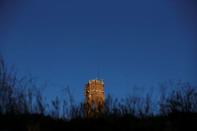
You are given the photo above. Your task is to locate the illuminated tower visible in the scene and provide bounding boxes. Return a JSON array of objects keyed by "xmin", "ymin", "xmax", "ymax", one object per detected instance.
[{"xmin": 85, "ymin": 79, "xmax": 104, "ymax": 117}]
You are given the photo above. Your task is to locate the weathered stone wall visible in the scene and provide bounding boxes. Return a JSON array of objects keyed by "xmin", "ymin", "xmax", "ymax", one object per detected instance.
[{"xmin": 85, "ymin": 79, "xmax": 104, "ymax": 117}]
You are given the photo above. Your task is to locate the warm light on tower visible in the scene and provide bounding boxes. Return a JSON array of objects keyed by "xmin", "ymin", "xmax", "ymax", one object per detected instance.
[{"xmin": 85, "ymin": 79, "xmax": 104, "ymax": 117}]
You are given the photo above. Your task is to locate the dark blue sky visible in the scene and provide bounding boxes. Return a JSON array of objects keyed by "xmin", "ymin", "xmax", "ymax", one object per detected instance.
[{"xmin": 0, "ymin": 0, "xmax": 197, "ymax": 102}]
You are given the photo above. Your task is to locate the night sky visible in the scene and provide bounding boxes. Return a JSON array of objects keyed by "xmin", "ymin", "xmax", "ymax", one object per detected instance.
[{"xmin": 0, "ymin": 0, "xmax": 197, "ymax": 103}]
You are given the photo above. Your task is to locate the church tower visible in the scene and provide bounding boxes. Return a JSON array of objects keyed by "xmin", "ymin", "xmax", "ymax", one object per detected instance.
[{"xmin": 85, "ymin": 79, "xmax": 104, "ymax": 117}]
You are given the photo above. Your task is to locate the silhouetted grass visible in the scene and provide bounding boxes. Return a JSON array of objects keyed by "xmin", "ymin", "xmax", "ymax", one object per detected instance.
[{"xmin": 0, "ymin": 56, "xmax": 197, "ymax": 130}]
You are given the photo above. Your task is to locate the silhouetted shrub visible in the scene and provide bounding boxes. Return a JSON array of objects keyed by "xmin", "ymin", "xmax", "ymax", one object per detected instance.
[
  {"xmin": 163, "ymin": 82, "xmax": 197, "ymax": 113},
  {"xmin": 1, "ymin": 56, "xmax": 197, "ymax": 131}
]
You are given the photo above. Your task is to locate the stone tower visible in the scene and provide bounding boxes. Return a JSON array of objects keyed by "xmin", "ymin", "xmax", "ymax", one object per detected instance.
[{"xmin": 85, "ymin": 79, "xmax": 104, "ymax": 117}]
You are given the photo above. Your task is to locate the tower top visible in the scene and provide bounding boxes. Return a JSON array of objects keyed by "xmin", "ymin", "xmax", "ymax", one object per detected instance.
[{"xmin": 87, "ymin": 79, "xmax": 104, "ymax": 85}]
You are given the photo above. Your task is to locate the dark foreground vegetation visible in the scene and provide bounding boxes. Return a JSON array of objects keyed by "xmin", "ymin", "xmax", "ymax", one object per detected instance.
[{"xmin": 0, "ymin": 56, "xmax": 197, "ymax": 131}]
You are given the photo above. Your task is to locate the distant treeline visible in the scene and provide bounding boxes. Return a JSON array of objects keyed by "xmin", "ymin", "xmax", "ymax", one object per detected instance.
[{"xmin": 0, "ymin": 56, "xmax": 197, "ymax": 130}]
